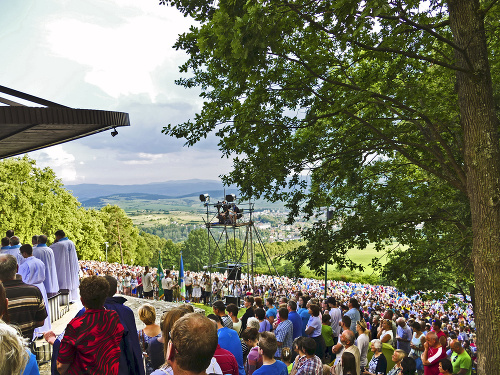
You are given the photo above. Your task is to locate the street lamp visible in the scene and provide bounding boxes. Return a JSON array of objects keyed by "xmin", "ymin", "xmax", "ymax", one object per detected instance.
[{"xmin": 104, "ymin": 242, "xmax": 109, "ymax": 262}]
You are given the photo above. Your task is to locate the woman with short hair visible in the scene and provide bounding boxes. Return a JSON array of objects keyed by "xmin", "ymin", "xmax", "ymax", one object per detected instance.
[
  {"xmin": 362, "ymin": 340, "xmax": 387, "ymax": 375},
  {"xmin": 138, "ymin": 303, "xmax": 162, "ymax": 375},
  {"xmin": 57, "ymin": 276, "xmax": 124, "ymax": 374},
  {"xmin": 387, "ymin": 349, "xmax": 406, "ymax": 375}
]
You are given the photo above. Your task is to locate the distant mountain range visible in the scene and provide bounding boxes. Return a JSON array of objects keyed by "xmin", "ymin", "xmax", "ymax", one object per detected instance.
[{"xmin": 65, "ymin": 179, "xmax": 238, "ymax": 201}]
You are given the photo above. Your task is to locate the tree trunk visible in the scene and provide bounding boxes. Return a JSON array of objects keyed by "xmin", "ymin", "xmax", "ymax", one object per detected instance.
[{"xmin": 448, "ymin": 1, "xmax": 500, "ymax": 374}]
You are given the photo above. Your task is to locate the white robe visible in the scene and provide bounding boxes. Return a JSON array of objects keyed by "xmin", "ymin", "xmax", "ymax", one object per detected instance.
[
  {"xmin": 18, "ymin": 256, "xmax": 51, "ymax": 335},
  {"xmin": 0, "ymin": 245, "xmax": 25, "ymax": 266},
  {"xmin": 50, "ymin": 238, "xmax": 80, "ymax": 302},
  {"xmin": 33, "ymin": 244, "xmax": 60, "ymax": 295}
]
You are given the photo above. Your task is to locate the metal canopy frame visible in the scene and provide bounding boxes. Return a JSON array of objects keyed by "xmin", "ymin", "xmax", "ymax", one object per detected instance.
[{"xmin": 0, "ymin": 85, "xmax": 130, "ymax": 159}]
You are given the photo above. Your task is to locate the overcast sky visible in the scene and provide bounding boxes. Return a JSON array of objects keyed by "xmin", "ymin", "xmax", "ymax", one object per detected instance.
[{"xmin": 0, "ymin": 0, "xmax": 233, "ymax": 185}]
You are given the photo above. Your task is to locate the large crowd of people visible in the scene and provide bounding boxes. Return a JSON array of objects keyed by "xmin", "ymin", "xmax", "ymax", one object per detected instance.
[{"xmin": 0, "ymin": 229, "xmax": 476, "ymax": 375}]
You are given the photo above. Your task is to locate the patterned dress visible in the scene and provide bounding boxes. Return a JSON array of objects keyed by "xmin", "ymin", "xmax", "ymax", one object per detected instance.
[{"xmin": 58, "ymin": 308, "xmax": 124, "ymax": 374}]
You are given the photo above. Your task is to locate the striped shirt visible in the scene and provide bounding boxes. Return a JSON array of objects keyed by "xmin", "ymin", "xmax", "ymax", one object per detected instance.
[{"xmin": 3, "ymin": 278, "xmax": 47, "ymax": 340}]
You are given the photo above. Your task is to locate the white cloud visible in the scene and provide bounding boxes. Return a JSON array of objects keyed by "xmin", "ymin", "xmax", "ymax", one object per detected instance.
[
  {"xmin": 44, "ymin": 1, "xmax": 193, "ymax": 100},
  {"xmin": 31, "ymin": 145, "xmax": 81, "ymax": 183}
]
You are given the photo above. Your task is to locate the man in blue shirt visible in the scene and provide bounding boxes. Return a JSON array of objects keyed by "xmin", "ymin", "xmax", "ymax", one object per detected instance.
[
  {"xmin": 265, "ymin": 298, "xmax": 277, "ymax": 326},
  {"xmin": 287, "ymin": 300, "xmax": 302, "ymax": 340},
  {"xmin": 208, "ymin": 314, "xmax": 246, "ymax": 375},
  {"xmin": 345, "ymin": 298, "xmax": 361, "ymax": 333}
]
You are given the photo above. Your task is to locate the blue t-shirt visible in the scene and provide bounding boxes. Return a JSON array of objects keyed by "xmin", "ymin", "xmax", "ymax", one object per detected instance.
[
  {"xmin": 288, "ymin": 311, "xmax": 303, "ymax": 340},
  {"xmin": 22, "ymin": 351, "xmax": 39, "ymax": 375},
  {"xmin": 253, "ymin": 360, "xmax": 288, "ymax": 375},
  {"xmin": 265, "ymin": 306, "xmax": 277, "ymax": 320},
  {"xmin": 298, "ymin": 308, "xmax": 311, "ymax": 336},
  {"xmin": 218, "ymin": 327, "xmax": 246, "ymax": 375}
]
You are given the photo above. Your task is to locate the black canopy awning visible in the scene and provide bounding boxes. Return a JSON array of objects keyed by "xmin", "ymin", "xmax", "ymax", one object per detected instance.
[{"xmin": 0, "ymin": 85, "xmax": 130, "ymax": 159}]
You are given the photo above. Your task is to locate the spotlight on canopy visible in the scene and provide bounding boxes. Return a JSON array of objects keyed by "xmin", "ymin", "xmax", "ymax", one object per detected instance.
[{"xmin": 225, "ymin": 194, "xmax": 236, "ymax": 202}]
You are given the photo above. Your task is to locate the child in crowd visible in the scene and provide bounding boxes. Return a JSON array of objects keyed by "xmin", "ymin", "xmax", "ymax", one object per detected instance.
[{"xmin": 322, "ymin": 314, "xmax": 334, "ymax": 362}]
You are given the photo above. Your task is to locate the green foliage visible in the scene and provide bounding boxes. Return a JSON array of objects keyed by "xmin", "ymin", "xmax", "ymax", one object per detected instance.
[
  {"xmin": 160, "ymin": 0, "xmax": 500, "ymax": 298},
  {"xmin": 140, "ymin": 223, "xmax": 196, "ymax": 242},
  {"xmin": 0, "ymin": 157, "xmax": 171, "ymax": 267}
]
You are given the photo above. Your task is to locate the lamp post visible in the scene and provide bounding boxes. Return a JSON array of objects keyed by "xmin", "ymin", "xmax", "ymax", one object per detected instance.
[{"xmin": 104, "ymin": 242, "xmax": 109, "ymax": 262}]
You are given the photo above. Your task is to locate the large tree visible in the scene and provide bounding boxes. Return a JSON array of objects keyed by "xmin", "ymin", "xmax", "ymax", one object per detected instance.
[{"xmin": 162, "ymin": 0, "xmax": 500, "ymax": 372}]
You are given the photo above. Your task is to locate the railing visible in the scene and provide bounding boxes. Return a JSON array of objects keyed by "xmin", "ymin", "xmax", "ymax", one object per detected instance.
[{"xmin": 35, "ymin": 290, "xmax": 70, "ymax": 363}]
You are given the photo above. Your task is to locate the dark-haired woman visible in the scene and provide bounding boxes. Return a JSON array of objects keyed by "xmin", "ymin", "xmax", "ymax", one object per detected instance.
[
  {"xmin": 57, "ymin": 276, "xmax": 124, "ymax": 375},
  {"xmin": 242, "ymin": 328, "xmax": 262, "ymax": 375},
  {"xmin": 341, "ymin": 352, "xmax": 358, "ymax": 375}
]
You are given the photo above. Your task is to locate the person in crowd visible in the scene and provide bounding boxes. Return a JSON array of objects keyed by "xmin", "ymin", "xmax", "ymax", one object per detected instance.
[
  {"xmin": 102, "ymin": 275, "xmax": 145, "ymax": 375},
  {"xmin": 399, "ymin": 357, "xmax": 416, "ymax": 375},
  {"xmin": 227, "ymin": 303, "xmax": 242, "ymax": 335},
  {"xmin": 50, "ymin": 230, "xmax": 80, "ymax": 302},
  {"xmin": 293, "ymin": 337, "xmax": 322, "ymax": 375},
  {"xmin": 192, "ymin": 275, "xmax": 202, "ymax": 303},
  {"xmin": 253, "ymin": 331, "xmax": 288, "ymax": 375},
  {"xmin": 437, "ymin": 358, "xmax": 453, "ymax": 375},
  {"xmin": 123, "ymin": 271, "xmax": 132, "ymax": 296},
  {"xmin": 396, "ymin": 318, "xmax": 412, "ymax": 354},
  {"xmin": 387, "ymin": 349, "xmax": 407, "ymax": 375},
  {"xmin": 421, "ymin": 331, "xmax": 446, "ymax": 375},
  {"xmin": 287, "ymin": 300, "xmax": 303, "ymax": 341},
  {"xmin": 203, "ymin": 273, "xmax": 212, "ymax": 305},
  {"xmin": 280, "ymin": 347, "xmax": 293, "ymax": 374},
  {"xmin": 2, "ymin": 235, "xmax": 25, "ymax": 265},
  {"xmin": 336, "ymin": 330, "xmax": 360, "ymax": 375},
  {"xmin": 255, "ymin": 308, "xmax": 272, "ymax": 332},
  {"xmin": 275, "ymin": 307, "xmax": 294, "ymax": 360},
  {"xmin": 137, "ymin": 273, "xmax": 144, "ymax": 298},
  {"xmin": 0, "ymin": 281, "xmax": 39, "ymax": 375},
  {"xmin": 449, "ymin": 340, "xmax": 472, "ymax": 375},
  {"xmin": 213, "ymin": 300, "xmax": 234, "ymax": 329},
  {"xmin": 409, "ymin": 320, "xmax": 425, "ymax": 374},
  {"xmin": 158, "ymin": 313, "xmax": 219, "ymax": 375},
  {"xmin": 378, "ymin": 319, "xmax": 394, "ymax": 347},
  {"xmin": 322, "ymin": 314, "xmax": 335, "ymax": 362},
  {"xmin": 305, "ymin": 303, "xmax": 325, "ymax": 360},
  {"xmin": 242, "ymin": 327, "xmax": 262, "ymax": 375},
  {"xmin": 0, "ymin": 254, "xmax": 47, "ymax": 341},
  {"xmin": 33, "ymin": 235, "xmax": 59, "ymax": 297},
  {"xmin": 241, "ymin": 296, "xmax": 255, "ymax": 332},
  {"xmin": 265, "ymin": 298, "xmax": 277, "ymax": 326},
  {"xmin": 56, "ymin": 276, "xmax": 124, "ymax": 374},
  {"xmin": 356, "ymin": 320, "xmax": 370, "ymax": 372},
  {"xmin": 173, "ymin": 275, "xmax": 182, "ymax": 302},
  {"xmin": 370, "ymin": 316, "xmax": 380, "ymax": 344},
  {"xmin": 327, "ymin": 297, "xmax": 342, "ymax": 345},
  {"xmin": 18, "ymin": 244, "xmax": 51, "ymax": 336},
  {"xmin": 345, "ymin": 299, "xmax": 361, "ymax": 333},
  {"xmin": 151, "ymin": 308, "xmax": 189, "ymax": 374},
  {"xmin": 205, "ymin": 315, "xmax": 238, "ymax": 375},
  {"xmin": 0, "ymin": 237, "xmax": 10, "ymax": 251},
  {"xmin": 340, "ymin": 352, "xmax": 358, "ymax": 375},
  {"xmin": 143, "ymin": 266, "xmax": 154, "ymax": 300},
  {"xmin": 247, "ymin": 317, "xmax": 261, "ymax": 332},
  {"xmin": 431, "ymin": 319, "xmax": 447, "ymax": 348},
  {"xmin": 362, "ymin": 340, "xmax": 386, "ymax": 375},
  {"xmin": 184, "ymin": 270, "xmax": 193, "ymax": 300},
  {"xmin": 138, "ymin": 303, "xmax": 162, "ymax": 375},
  {"xmin": 208, "ymin": 313, "xmax": 246, "ymax": 375}
]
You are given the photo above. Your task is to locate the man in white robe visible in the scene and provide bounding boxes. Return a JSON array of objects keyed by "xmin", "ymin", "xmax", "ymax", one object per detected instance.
[
  {"xmin": 33, "ymin": 235, "xmax": 59, "ymax": 297},
  {"xmin": 19, "ymin": 244, "xmax": 51, "ymax": 335},
  {"xmin": 0, "ymin": 236, "xmax": 25, "ymax": 266},
  {"xmin": 50, "ymin": 230, "xmax": 80, "ymax": 302}
]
